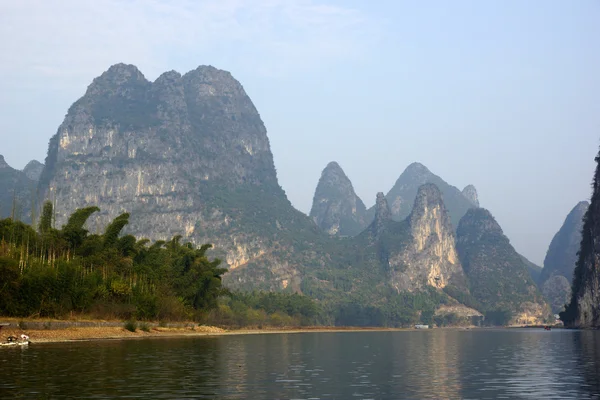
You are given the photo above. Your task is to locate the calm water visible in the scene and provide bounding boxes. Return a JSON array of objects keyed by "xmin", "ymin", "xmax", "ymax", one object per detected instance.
[{"xmin": 2, "ymin": 329, "xmax": 600, "ymax": 399}]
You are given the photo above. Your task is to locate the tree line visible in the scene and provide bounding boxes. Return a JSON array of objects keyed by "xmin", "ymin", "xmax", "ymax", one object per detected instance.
[{"xmin": 0, "ymin": 202, "xmax": 320, "ymax": 326}]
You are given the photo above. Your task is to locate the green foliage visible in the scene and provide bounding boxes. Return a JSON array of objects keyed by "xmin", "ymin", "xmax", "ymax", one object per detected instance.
[
  {"xmin": 39, "ymin": 201, "xmax": 53, "ymax": 233},
  {"xmin": 483, "ymin": 309, "xmax": 513, "ymax": 326},
  {"xmin": 124, "ymin": 320, "xmax": 137, "ymax": 332},
  {"xmin": 204, "ymin": 291, "xmax": 323, "ymax": 327},
  {"xmin": 0, "ymin": 206, "xmax": 228, "ymax": 321}
]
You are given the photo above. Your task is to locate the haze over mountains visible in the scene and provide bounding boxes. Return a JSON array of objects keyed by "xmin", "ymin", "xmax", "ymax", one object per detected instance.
[{"xmin": 3, "ymin": 62, "xmax": 592, "ymax": 325}]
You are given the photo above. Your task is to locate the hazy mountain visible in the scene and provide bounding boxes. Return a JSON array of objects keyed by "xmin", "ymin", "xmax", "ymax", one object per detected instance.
[
  {"xmin": 0, "ymin": 155, "xmax": 36, "ymax": 221},
  {"xmin": 22, "ymin": 160, "xmax": 44, "ymax": 181},
  {"xmin": 365, "ymin": 162, "xmax": 477, "ymax": 231},
  {"xmin": 462, "ymin": 185, "xmax": 480, "ymax": 207},
  {"xmin": 34, "ymin": 62, "xmax": 541, "ymax": 325},
  {"xmin": 456, "ymin": 208, "xmax": 550, "ymax": 324},
  {"xmin": 539, "ymin": 201, "xmax": 588, "ymax": 312},
  {"xmin": 309, "ymin": 161, "xmax": 367, "ymax": 236}
]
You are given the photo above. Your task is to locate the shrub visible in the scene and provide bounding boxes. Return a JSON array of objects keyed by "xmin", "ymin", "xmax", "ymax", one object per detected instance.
[{"xmin": 124, "ymin": 320, "xmax": 137, "ymax": 332}]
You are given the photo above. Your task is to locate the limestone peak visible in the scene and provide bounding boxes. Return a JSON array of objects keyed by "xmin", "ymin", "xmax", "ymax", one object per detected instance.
[{"xmin": 462, "ymin": 185, "xmax": 480, "ymax": 207}]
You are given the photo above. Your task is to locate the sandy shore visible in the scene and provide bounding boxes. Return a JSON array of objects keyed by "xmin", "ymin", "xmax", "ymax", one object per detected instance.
[{"xmin": 0, "ymin": 320, "xmax": 419, "ymax": 344}]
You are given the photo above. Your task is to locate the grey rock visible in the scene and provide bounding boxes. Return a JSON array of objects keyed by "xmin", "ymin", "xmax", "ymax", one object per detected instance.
[
  {"xmin": 456, "ymin": 208, "xmax": 550, "ymax": 323},
  {"xmin": 462, "ymin": 185, "xmax": 480, "ymax": 207},
  {"xmin": 309, "ymin": 161, "xmax": 367, "ymax": 236},
  {"xmin": 540, "ymin": 201, "xmax": 588, "ymax": 312},
  {"xmin": 382, "ymin": 183, "xmax": 468, "ymax": 293},
  {"xmin": 366, "ymin": 162, "xmax": 475, "ymax": 231},
  {"xmin": 23, "ymin": 160, "xmax": 44, "ymax": 181}
]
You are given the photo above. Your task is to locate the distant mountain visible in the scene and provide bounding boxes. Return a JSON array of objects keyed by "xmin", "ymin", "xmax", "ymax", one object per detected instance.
[
  {"xmin": 456, "ymin": 208, "xmax": 550, "ymax": 324},
  {"xmin": 462, "ymin": 185, "xmax": 479, "ymax": 207},
  {"xmin": 0, "ymin": 155, "xmax": 36, "ymax": 221},
  {"xmin": 32, "ymin": 62, "xmax": 541, "ymax": 326},
  {"xmin": 365, "ymin": 162, "xmax": 477, "ymax": 231},
  {"xmin": 539, "ymin": 201, "xmax": 588, "ymax": 312},
  {"xmin": 38, "ymin": 63, "xmax": 324, "ymax": 292},
  {"xmin": 23, "ymin": 160, "xmax": 44, "ymax": 181},
  {"xmin": 298, "ymin": 184, "xmax": 475, "ymax": 326},
  {"xmin": 309, "ymin": 162, "xmax": 367, "ymax": 236},
  {"xmin": 520, "ymin": 254, "xmax": 543, "ymax": 284},
  {"xmin": 562, "ymin": 147, "xmax": 600, "ymax": 328}
]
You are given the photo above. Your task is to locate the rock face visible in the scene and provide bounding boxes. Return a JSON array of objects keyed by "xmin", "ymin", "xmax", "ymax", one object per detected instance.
[
  {"xmin": 389, "ymin": 183, "xmax": 467, "ymax": 292},
  {"xmin": 562, "ymin": 149, "xmax": 600, "ymax": 328},
  {"xmin": 370, "ymin": 192, "xmax": 391, "ymax": 238},
  {"xmin": 456, "ymin": 208, "xmax": 550, "ymax": 324},
  {"xmin": 0, "ymin": 155, "xmax": 36, "ymax": 221},
  {"xmin": 22, "ymin": 160, "xmax": 44, "ymax": 181},
  {"xmin": 309, "ymin": 162, "xmax": 367, "ymax": 236},
  {"xmin": 39, "ymin": 63, "xmax": 317, "ymax": 290},
  {"xmin": 461, "ymin": 185, "xmax": 479, "ymax": 207},
  {"xmin": 360, "ymin": 184, "xmax": 467, "ymax": 293},
  {"xmin": 539, "ymin": 201, "xmax": 588, "ymax": 312},
  {"xmin": 366, "ymin": 162, "xmax": 476, "ymax": 231}
]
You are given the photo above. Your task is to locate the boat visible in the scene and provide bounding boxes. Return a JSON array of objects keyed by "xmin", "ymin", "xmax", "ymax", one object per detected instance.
[
  {"xmin": 0, "ymin": 341, "xmax": 29, "ymax": 347},
  {"xmin": 1, "ymin": 334, "xmax": 30, "ymax": 347}
]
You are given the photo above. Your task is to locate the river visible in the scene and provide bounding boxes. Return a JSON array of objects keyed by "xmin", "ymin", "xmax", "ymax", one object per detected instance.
[{"xmin": 2, "ymin": 328, "xmax": 599, "ymax": 399}]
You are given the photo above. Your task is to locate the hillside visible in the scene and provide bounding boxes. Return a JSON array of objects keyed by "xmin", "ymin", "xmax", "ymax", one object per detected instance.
[
  {"xmin": 456, "ymin": 208, "xmax": 550, "ymax": 324},
  {"xmin": 540, "ymin": 201, "xmax": 588, "ymax": 312}
]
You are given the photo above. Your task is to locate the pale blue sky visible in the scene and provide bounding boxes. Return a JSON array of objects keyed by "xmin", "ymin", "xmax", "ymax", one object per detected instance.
[{"xmin": 1, "ymin": 0, "xmax": 598, "ymax": 264}]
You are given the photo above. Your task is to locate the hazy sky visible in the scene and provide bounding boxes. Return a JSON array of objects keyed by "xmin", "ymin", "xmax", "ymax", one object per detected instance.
[{"xmin": 1, "ymin": 0, "xmax": 599, "ymax": 264}]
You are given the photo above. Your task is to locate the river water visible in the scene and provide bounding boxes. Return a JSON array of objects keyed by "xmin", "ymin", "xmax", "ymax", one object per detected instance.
[{"xmin": 1, "ymin": 328, "xmax": 599, "ymax": 399}]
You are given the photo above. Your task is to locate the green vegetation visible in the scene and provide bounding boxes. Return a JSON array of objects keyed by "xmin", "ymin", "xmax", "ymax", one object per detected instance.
[
  {"xmin": 0, "ymin": 202, "xmax": 324, "ymax": 328},
  {"xmin": 456, "ymin": 208, "xmax": 548, "ymax": 318},
  {"xmin": 0, "ymin": 202, "xmax": 227, "ymax": 321},
  {"xmin": 204, "ymin": 291, "xmax": 324, "ymax": 328}
]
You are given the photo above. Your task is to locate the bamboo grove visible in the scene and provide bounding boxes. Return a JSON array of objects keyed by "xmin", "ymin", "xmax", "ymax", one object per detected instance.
[{"xmin": 0, "ymin": 202, "xmax": 229, "ymax": 320}]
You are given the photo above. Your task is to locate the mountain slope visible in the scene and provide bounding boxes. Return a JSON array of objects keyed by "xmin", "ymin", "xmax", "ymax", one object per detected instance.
[
  {"xmin": 562, "ymin": 148, "xmax": 600, "ymax": 328},
  {"xmin": 540, "ymin": 201, "xmax": 588, "ymax": 312},
  {"xmin": 38, "ymin": 63, "xmax": 323, "ymax": 291},
  {"xmin": 365, "ymin": 162, "xmax": 477, "ymax": 230},
  {"xmin": 456, "ymin": 208, "xmax": 550, "ymax": 324},
  {"xmin": 23, "ymin": 160, "xmax": 44, "ymax": 181},
  {"xmin": 309, "ymin": 161, "xmax": 367, "ymax": 236},
  {"xmin": 0, "ymin": 155, "xmax": 36, "ymax": 221}
]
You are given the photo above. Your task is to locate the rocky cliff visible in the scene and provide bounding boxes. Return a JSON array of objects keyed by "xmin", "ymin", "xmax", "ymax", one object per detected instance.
[
  {"xmin": 456, "ymin": 208, "xmax": 550, "ymax": 324},
  {"xmin": 0, "ymin": 155, "xmax": 36, "ymax": 221},
  {"xmin": 365, "ymin": 162, "xmax": 477, "ymax": 230},
  {"xmin": 39, "ymin": 63, "xmax": 321, "ymax": 291},
  {"xmin": 462, "ymin": 185, "xmax": 480, "ymax": 207},
  {"xmin": 34, "ymin": 62, "xmax": 541, "ymax": 326},
  {"xmin": 562, "ymin": 148, "xmax": 600, "ymax": 328},
  {"xmin": 387, "ymin": 183, "xmax": 467, "ymax": 292},
  {"xmin": 540, "ymin": 201, "xmax": 588, "ymax": 312},
  {"xmin": 23, "ymin": 160, "xmax": 44, "ymax": 182},
  {"xmin": 309, "ymin": 162, "xmax": 367, "ymax": 236}
]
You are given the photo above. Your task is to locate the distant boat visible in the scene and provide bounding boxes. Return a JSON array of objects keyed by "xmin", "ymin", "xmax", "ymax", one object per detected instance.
[
  {"xmin": 1, "ymin": 334, "xmax": 30, "ymax": 347},
  {"xmin": 415, "ymin": 324, "xmax": 429, "ymax": 329}
]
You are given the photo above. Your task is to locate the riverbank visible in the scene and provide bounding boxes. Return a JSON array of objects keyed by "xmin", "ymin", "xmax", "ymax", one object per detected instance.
[{"xmin": 0, "ymin": 319, "xmax": 422, "ymax": 344}]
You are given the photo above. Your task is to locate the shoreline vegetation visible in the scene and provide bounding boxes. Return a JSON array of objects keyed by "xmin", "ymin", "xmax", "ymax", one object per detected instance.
[
  {"xmin": 1, "ymin": 203, "xmax": 551, "ymax": 331},
  {"xmin": 0, "ymin": 318, "xmax": 563, "ymax": 345}
]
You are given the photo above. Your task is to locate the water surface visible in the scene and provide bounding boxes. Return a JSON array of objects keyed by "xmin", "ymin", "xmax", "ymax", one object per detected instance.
[{"xmin": 2, "ymin": 329, "xmax": 599, "ymax": 399}]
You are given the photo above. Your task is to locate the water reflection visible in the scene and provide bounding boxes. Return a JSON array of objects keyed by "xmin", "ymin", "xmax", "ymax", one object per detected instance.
[{"xmin": 1, "ymin": 329, "xmax": 600, "ymax": 399}]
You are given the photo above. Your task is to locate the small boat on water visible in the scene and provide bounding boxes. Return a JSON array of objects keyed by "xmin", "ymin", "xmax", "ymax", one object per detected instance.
[{"xmin": 1, "ymin": 334, "xmax": 30, "ymax": 347}]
